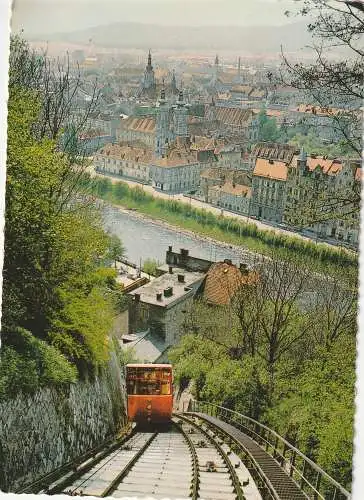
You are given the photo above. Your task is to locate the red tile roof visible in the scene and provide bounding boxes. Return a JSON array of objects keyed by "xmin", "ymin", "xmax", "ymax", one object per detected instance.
[
  {"xmin": 253, "ymin": 158, "xmax": 288, "ymax": 181},
  {"xmin": 203, "ymin": 262, "xmax": 257, "ymax": 305},
  {"xmin": 306, "ymin": 157, "xmax": 342, "ymax": 176},
  {"xmin": 214, "ymin": 107, "xmax": 255, "ymax": 128}
]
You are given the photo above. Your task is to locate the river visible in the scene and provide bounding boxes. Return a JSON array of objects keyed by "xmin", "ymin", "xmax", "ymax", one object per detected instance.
[{"xmin": 103, "ymin": 205, "xmax": 252, "ymax": 267}]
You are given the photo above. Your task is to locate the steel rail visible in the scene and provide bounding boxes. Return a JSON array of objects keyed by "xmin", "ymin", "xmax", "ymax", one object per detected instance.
[
  {"xmin": 190, "ymin": 411, "xmax": 296, "ymax": 500},
  {"xmin": 172, "ymin": 418, "xmax": 200, "ymax": 500},
  {"xmin": 192, "ymin": 401, "xmax": 351, "ymax": 500},
  {"xmin": 100, "ymin": 431, "xmax": 158, "ymax": 497},
  {"xmin": 176, "ymin": 413, "xmax": 246, "ymax": 500},
  {"xmin": 15, "ymin": 425, "xmax": 134, "ymax": 495}
]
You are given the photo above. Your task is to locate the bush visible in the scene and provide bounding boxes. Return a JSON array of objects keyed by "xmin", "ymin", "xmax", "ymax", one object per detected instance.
[
  {"xmin": 0, "ymin": 328, "xmax": 77, "ymax": 399},
  {"xmin": 142, "ymin": 258, "xmax": 161, "ymax": 276}
]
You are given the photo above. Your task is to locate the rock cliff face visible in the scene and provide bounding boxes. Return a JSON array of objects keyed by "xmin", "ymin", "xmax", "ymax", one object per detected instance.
[{"xmin": 0, "ymin": 353, "xmax": 126, "ymax": 492}]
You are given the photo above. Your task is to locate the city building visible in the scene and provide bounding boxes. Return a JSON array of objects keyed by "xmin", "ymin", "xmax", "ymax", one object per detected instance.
[
  {"xmin": 117, "ymin": 116, "xmax": 156, "ymax": 148},
  {"xmin": 77, "ymin": 131, "xmax": 115, "ymax": 154},
  {"xmin": 285, "ymin": 150, "xmax": 361, "ymax": 246},
  {"xmin": 251, "ymin": 158, "xmax": 288, "ymax": 222},
  {"xmin": 205, "ymin": 104, "xmax": 259, "ymax": 141},
  {"xmin": 209, "ymin": 182, "xmax": 252, "ymax": 215},
  {"xmin": 199, "ymin": 167, "xmax": 251, "ymax": 208},
  {"xmin": 248, "ymin": 142, "xmax": 297, "ymax": 171},
  {"xmin": 93, "ymin": 142, "xmax": 153, "ymax": 182},
  {"xmin": 150, "ymin": 138, "xmax": 201, "ymax": 193},
  {"xmin": 128, "ymin": 265, "xmax": 205, "ymax": 346},
  {"xmin": 287, "ymin": 104, "xmax": 347, "ymax": 142},
  {"xmin": 137, "ymin": 50, "xmax": 180, "ymax": 102}
]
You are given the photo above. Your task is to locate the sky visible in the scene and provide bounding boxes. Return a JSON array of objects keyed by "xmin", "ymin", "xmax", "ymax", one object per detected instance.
[{"xmin": 11, "ymin": 0, "xmax": 299, "ymax": 35}]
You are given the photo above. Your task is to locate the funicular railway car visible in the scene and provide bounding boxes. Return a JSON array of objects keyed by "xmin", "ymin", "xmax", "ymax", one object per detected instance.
[{"xmin": 126, "ymin": 364, "xmax": 173, "ymax": 424}]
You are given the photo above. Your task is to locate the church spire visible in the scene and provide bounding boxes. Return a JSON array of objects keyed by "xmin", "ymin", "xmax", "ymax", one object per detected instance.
[
  {"xmin": 171, "ymin": 69, "xmax": 177, "ymax": 91},
  {"xmin": 147, "ymin": 49, "xmax": 152, "ymax": 69}
]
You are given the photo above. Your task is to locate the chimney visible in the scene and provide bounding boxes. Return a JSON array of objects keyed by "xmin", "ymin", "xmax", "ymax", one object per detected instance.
[
  {"xmin": 269, "ymin": 159, "xmax": 274, "ymax": 164},
  {"xmin": 180, "ymin": 248, "xmax": 189, "ymax": 257},
  {"xmin": 224, "ymin": 259, "xmax": 232, "ymax": 265},
  {"xmin": 239, "ymin": 263, "xmax": 248, "ymax": 275},
  {"xmin": 164, "ymin": 287, "xmax": 173, "ymax": 297},
  {"xmin": 134, "ymin": 293, "xmax": 140, "ymax": 303},
  {"xmin": 178, "ymin": 274, "xmax": 185, "ymax": 283},
  {"xmin": 168, "ymin": 245, "xmax": 172, "ymax": 252},
  {"xmin": 169, "ymin": 266, "xmax": 173, "ymax": 274},
  {"xmin": 156, "ymin": 292, "xmax": 162, "ymax": 301}
]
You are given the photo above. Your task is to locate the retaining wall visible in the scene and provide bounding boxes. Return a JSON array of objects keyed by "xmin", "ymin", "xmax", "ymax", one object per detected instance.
[{"xmin": 0, "ymin": 352, "xmax": 126, "ymax": 492}]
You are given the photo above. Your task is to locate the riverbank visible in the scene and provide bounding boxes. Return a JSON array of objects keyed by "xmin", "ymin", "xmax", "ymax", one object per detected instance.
[
  {"xmin": 107, "ymin": 201, "xmax": 259, "ymax": 262},
  {"xmin": 92, "ymin": 176, "xmax": 357, "ymax": 276}
]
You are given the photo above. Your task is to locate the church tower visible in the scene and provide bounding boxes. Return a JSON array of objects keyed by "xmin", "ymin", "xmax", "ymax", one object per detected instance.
[
  {"xmin": 214, "ymin": 54, "xmax": 220, "ymax": 78},
  {"xmin": 210, "ymin": 54, "xmax": 220, "ymax": 88},
  {"xmin": 155, "ymin": 81, "xmax": 170, "ymax": 158},
  {"xmin": 142, "ymin": 49, "xmax": 156, "ymax": 90},
  {"xmin": 174, "ymin": 88, "xmax": 188, "ymax": 140},
  {"xmin": 171, "ymin": 69, "xmax": 178, "ymax": 95}
]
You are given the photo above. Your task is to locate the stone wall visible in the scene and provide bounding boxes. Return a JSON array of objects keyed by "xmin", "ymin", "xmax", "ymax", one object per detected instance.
[{"xmin": 0, "ymin": 352, "xmax": 127, "ymax": 492}]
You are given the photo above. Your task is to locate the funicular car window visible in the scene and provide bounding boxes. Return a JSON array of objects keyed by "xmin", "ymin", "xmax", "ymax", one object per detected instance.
[{"xmin": 126, "ymin": 367, "xmax": 171, "ymax": 395}]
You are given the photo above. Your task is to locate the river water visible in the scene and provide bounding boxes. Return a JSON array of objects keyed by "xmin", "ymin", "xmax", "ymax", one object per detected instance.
[{"xmin": 103, "ymin": 205, "xmax": 251, "ymax": 267}]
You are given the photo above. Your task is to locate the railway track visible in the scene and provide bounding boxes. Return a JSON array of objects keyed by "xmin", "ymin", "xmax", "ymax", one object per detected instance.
[{"xmin": 38, "ymin": 416, "xmax": 262, "ymax": 500}]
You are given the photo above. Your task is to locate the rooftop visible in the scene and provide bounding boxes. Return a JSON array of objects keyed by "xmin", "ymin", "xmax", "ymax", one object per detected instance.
[
  {"xmin": 253, "ymin": 158, "xmax": 288, "ymax": 182},
  {"xmin": 122, "ymin": 332, "xmax": 168, "ymax": 363},
  {"xmin": 96, "ymin": 142, "xmax": 153, "ymax": 163},
  {"xmin": 210, "ymin": 182, "xmax": 252, "ymax": 197},
  {"xmin": 214, "ymin": 107, "xmax": 256, "ymax": 127},
  {"xmin": 251, "ymin": 142, "xmax": 297, "ymax": 164},
  {"xmin": 306, "ymin": 156, "xmax": 342, "ymax": 176},
  {"xmin": 120, "ymin": 116, "xmax": 156, "ymax": 134},
  {"xmin": 295, "ymin": 104, "xmax": 344, "ymax": 117},
  {"xmin": 204, "ymin": 261, "xmax": 257, "ymax": 306},
  {"xmin": 201, "ymin": 167, "xmax": 252, "ymax": 186},
  {"xmin": 129, "ymin": 268, "xmax": 205, "ymax": 307}
]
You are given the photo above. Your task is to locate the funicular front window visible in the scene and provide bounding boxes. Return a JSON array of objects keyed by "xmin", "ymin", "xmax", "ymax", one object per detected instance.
[{"xmin": 127, "ymin": 367, "xmax": 171, "ymax": 395}]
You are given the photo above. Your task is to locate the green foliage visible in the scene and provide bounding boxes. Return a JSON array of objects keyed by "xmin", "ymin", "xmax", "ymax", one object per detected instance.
[
  {"xmin": 106, "ymin": 234, "xmax": 125, "ymax": 268},
  {"xmin": 267, "ymin": 335, "xmax": 355, "ymax": 487},
  {"xmin": 50, "ymin": 287, "xmax": 115, "ymax": 369},
  {"xmin": 170, "ymin": 265, "xmax": 356, "ymax": 489},
  {"xmin": 288, "ymin": 132, "xmax": 353, "ymax": 158},
  {"xmin": 0, "ymin": 328, "xmax": 77, "ymax": 399},
  {"xmin": 142, "ymin": 258, "xmax": 161, "ymax": 276},
  {"xmin": 3, "ymin": 37, "xmax": 125, "ymax": 396},
  {"xmin": 118, "ymin": 346, "xmax": 140, "ymax": 366},
  {"xmin": 257, "ymin": 109, "xmax": 279, "ymax": 142}
]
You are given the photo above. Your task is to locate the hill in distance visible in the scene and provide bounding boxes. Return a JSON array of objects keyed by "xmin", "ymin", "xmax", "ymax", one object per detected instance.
[{"xmin": 30, "ymin": 21, "xmax": 313, "ymax": 54}]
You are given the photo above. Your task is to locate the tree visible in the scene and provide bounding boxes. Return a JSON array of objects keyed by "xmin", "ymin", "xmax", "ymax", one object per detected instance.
[
  {"xmin": 9, "ymin": 35, "xmax": 101, "ymax": 210},
  {"xmin": 257, "ymin": 110, "xmax": 279, "ymax": 142},
  {"xmin": 2, "ymin": 36, "xmax": 125, "ymax": 387},
  {"xmin": 107, "ymin": 234, "xmax": 125, "ymax": 268},
  {"xmin": 279, "ymin": 1, "xmax": 363, "ymax": 154},
  {"xmin": 273, "ymin": 0, "xmax": 363, "ymax": 224},
  {"xmin": 142, "ymin": 258, "xmax": 161, "ymax": 276},
  {"xmin": 309, "ymin": 272, "xmax": 358, "ymax": 348}
]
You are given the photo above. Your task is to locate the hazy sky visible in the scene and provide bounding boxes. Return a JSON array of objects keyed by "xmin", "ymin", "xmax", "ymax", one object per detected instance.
[{"xmin": 11, "ymin": 0, "xmax": 299, "ymax": 35}]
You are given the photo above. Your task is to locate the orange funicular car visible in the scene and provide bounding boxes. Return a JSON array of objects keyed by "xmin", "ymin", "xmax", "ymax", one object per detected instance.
[{"xmin": 126, "ymin": 364, "xmax": 173, "ymax": 424}]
